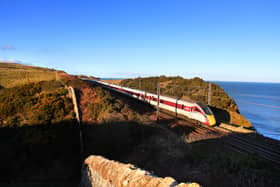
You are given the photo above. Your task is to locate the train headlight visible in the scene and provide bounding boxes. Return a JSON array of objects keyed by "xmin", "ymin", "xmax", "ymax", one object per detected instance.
[{"xmin": 206, "ymin": 115, "xmax": 216, "ymax": 126}]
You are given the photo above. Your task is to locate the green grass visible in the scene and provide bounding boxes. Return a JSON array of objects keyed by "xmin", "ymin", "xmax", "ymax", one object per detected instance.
[{"xmin": 0, "ymin": 62, "xmax": 56, "ymax": 88}]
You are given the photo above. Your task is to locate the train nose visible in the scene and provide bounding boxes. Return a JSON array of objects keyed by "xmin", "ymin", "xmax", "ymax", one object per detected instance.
[{"xmin": 207, "ymin": 115, "xmax": 216, "ymax": 126}]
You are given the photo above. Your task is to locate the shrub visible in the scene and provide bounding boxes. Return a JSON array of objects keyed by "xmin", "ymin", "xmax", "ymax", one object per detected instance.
[{"xmin": 0, "ymin": 81, "xmax": 74, "ymax": 127}]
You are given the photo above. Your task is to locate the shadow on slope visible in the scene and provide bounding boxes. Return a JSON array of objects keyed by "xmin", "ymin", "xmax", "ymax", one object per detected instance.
[
  {"xmin": 82, "ymin": 121, "xmax": 195, "ymax": 180},
  {"xmin": 82, "ymin": 121, "xmax": 280, "ymax": 187},
  {"xmin": 0, "ymin": 120, "xmax": 81, "ymax": 187}
]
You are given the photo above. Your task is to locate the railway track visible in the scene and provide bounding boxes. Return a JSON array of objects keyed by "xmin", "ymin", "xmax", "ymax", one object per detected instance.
[
  {"xmin": 223, "ymin": 133, "xmax": 280, "ymax": 165},
  {"xmin": 159, "ymin": 110, "xmax": 280, "ymax": 166}
]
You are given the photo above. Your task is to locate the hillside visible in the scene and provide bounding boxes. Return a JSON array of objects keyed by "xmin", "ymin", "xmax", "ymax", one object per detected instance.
[
  {"xmin": 119, "ymin": 76, "xmax": 252, "ymax": 128},
  {"xmin": 0, "ymin": 63, "xmax": 81, "ymax": 186},
  {"xmin": 0, "ymin": 62, "xmax": 56, "ymax": 88},
  {"xmin": 0, "ymin": 62, "xmax": 76, "ymax": 127},
  {"xmin": 0, "ymin": 62, "xmax": 152, "ymax": 127},
  {"xmin": 0, "ymin": 81, "xmax": 75, "ymax": 127}
]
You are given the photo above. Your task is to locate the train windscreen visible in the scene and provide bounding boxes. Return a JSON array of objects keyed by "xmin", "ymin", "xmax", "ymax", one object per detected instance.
[{"xmin": 197, "ymin": 102, "xmax": 213, "ymax": 115}]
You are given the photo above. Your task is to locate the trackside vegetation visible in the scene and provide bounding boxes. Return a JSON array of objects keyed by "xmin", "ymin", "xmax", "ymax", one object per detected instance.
[{"xmin": 68, "ymin": 78, "xmax": 153, "ymax": 124}]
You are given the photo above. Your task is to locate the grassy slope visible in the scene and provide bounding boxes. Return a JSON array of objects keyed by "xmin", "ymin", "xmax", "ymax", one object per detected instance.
[
  {"xmin": 0, "ymin": 63, "xmax": 80, "ymax": 186},
  {"xmin": 0, "ymin": 62, "xmax": 75, "ymax": 127},
  {"xmin": 119, "ymin": 76, "xmax": 252, "ymax": 127},
  {"xmin": 0, "ymin": 62, "xmax": 56, "ymax": 88},
  {"xmin": 0, "ymin": 81, "xmax": 75, "ymax": 127}
]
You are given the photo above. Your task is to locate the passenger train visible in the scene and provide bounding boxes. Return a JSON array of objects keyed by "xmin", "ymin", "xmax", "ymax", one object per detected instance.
[{"xmin": 88, "ymin": 79, "xmax": 216, "ymax": 126}]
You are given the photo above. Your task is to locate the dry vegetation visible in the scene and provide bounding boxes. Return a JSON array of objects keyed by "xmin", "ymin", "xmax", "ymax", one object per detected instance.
[
  {"xmin": 79, "ymin": 86, "xmax": 153, "ymax": 124},
  {"xmin": 0, "ymin": 62, "xmax": 56, "ymax": 88},
  {"xmin": 0, "ymin": 81, "xmax": 75, "ymax": 127},
  {"xmin": 0, "ymin": 63, "xmax": 76, "ymax": 128}
]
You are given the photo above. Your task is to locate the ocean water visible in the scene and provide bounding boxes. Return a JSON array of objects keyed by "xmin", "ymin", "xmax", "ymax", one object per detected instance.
[{"xmin": 216, "ymin": 81, "xmax": 280, "ymax": 141}]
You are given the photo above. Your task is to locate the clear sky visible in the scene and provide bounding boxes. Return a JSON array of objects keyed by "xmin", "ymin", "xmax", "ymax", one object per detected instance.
[{"xmin": 0, "ymin": 0, "xmax": 279, "ymax": 82}]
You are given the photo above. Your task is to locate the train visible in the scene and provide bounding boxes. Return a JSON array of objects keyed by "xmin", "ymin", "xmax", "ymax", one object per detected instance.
[{"xmin": 87, "ymin": 79, "xmax": 216, "ymax": 126}]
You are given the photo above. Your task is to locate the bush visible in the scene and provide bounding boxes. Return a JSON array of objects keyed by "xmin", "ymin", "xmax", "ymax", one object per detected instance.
[{"xmin": 0, "ymin": 81, "xmax": 74, "ymax": 127}]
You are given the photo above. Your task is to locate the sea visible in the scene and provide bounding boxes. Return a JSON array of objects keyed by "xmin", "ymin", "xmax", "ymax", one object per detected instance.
[{"xmin": 215, "ymin": 81, "xmax": 280, "ymax": 141}]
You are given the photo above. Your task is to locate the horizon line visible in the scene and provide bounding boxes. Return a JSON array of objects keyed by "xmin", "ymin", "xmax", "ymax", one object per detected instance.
[{"xmin": 99, "ymin": 77, "xmax": 280, "ymax": 84}]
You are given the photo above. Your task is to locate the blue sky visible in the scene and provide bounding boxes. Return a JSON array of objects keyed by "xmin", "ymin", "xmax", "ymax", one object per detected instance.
[{"xmin": 0, "ymin": 0, "xmax": 279, "ymax": 82}]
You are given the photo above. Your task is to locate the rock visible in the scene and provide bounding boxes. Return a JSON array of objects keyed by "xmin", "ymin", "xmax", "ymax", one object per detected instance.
[{"xmin": 83, "ymin": 155, "xmax": 201, "ymax": 187}]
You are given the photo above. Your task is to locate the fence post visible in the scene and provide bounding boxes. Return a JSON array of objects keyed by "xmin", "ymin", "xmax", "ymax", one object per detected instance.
[
  {"xmin": 208, "ymin": 82, "xmax": 212, "ymax": 105},
  {"xmin": 156, "ymin": 82, "xmax": 160, "ymax": 122}
]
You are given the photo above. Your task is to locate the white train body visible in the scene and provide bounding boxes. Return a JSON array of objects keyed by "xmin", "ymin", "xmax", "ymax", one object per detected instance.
[{"xmin": 87, "ymin": 79, "xmax": 216, "ymax": 126}]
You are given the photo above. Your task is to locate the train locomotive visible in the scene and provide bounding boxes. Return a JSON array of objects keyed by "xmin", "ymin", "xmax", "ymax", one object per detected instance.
[{"xmin": 89, "ymin": 80, "xmax": 216, "ymax": 126}]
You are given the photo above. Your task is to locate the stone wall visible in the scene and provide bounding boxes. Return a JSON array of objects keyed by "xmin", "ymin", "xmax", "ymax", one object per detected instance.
[{"xmin": 80, "ymin": 155, "xmax": 200, "ymax": 187}]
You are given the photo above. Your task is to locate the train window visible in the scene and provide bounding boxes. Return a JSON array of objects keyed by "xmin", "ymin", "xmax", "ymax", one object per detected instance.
[
  {"xmin": 197, "ymin": 102, "xmax": 213, "ymax": 115},
  {"xmin": 193, "ymin": 107, "xmax": 200, "ymax": 113}
]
